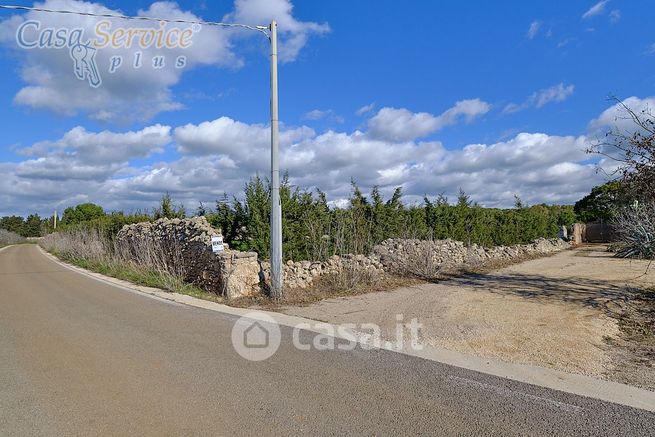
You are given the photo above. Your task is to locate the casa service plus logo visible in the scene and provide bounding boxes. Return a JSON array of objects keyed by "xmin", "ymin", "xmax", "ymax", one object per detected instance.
[{"xmin": 15, "ymin": 19, "xmax": 199, "ymax": 87}]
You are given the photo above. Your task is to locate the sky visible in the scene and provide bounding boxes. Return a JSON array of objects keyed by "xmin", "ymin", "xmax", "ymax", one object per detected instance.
[{"xmin": 0, "ymin": 0, "xmax": 653, "ymax": 216}]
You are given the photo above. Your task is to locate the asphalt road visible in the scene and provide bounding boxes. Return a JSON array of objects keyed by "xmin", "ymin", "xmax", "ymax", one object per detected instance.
[{"xmin": 1, "ymin": 244, "xmax": 653, "ymax": 436}]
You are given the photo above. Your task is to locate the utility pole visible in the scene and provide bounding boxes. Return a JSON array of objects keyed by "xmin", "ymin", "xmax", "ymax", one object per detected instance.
[
  {"xmin": 269, "ymin": 20, "xmax": 283, "ymax": 299},
  {"xmin": 53, "ymin": 210, "xmax": 57, "ymax": 230}
]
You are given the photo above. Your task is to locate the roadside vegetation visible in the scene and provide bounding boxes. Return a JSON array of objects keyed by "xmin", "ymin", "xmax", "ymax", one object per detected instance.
[
  {"xmin": 40, "ymin": 228, "xmax": 208, "ymax": 299},
  {"xmin": 583, "ymin": 98, "xmax": 655, "ymax": 261},
  {"xmin": 0, "ymin": 229, "xmax": 26, "ymax": 247}
]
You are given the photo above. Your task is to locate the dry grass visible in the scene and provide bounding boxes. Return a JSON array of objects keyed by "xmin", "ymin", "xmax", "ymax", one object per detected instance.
[
  {"xmin": 0, "ymin": 229, "xmax": 27, "ymax": 246},
  {"xmin": 391, "ymin": 240, "xmax": 445, "ymax": 281},
  {"xmin": 40, "ymin": 230, "xmax": 195, "ymax": 295}
]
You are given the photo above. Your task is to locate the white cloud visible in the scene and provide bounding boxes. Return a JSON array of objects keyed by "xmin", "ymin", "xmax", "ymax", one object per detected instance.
[
  {"xmin": 367, "ymin": 99, "xmax": 491, "ymax": 142},
  {"xmin": 527, "ymin": 20, "xmax": 541, "ymax": 39},
  {"xmin": 504, "ymin": 83, "xmax": 575, "ymax": 113},
  {"xmin": 225, "ymin": 0, "xmax": 329, "ymax": 63},
  {"xmin": 174, "ymin": 116, "xmax": 315, "ymax": 162},
  {"xmin": 355, "ymin": 102, "xmax": 375, "ymax": 116},
  {"xmin": 588, "ymin": 96, "xmax": 655, "ymax": 133},
  {"xmin": 5, "ymin": 98, "xmax": 636, "ymax": 216},
  {"xmin": 10, "ymin": 124, "xmax": 171, "ymax": 184},
  {"xmin": 582, "ymin": 1, "xmax": 610, "ymax": 19},
  {"xmin": 302, "ymin": 109, "xmax": 344, "ymax": 123},
  {"xmin": 0, "ymin": 0, "xmax": 328, "ymax": 122}
]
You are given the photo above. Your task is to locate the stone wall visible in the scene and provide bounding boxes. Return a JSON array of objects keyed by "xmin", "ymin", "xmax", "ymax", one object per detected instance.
[
  {"xmin": 115, "ymin": 217, "xmax": 571, "ymax": 296},
  {"xmin": 116, "ymin": 217, "xmax": 260, "ymax": 299},
  {"xmin": 375, "ymin": 238, "xmax": 569, "ymax": 273},
  {"xmin": 260, "ymin": 254, "xmax": 386, "ymax": 290},
  {"xmin": 267, "ymin": 238, "xmax": 570, "ymax": 289}
]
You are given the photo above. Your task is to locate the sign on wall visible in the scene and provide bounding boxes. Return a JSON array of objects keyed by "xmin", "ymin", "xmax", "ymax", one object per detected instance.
[{"xmin": 211, "ymin": 235, "xmax": 224, "ymax": 253}]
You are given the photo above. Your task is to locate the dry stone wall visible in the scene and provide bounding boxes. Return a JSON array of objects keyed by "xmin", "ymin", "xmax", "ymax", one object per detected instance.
[
  {"xmin": 271, "ymin": 238, "xmax": 570, "ymax": 289},
  {"xmin": 116, "ymin": 217, "xmax": 260, "ymax": 299},
  {"xmin": 116, "ymin": 217, "xmax": 570, "ymax": 297}
]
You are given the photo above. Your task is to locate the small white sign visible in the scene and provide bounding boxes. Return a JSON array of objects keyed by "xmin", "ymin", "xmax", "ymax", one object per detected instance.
[{"xmin": 211, "ymin": 235, "xmax": 224, "ymax": 253}]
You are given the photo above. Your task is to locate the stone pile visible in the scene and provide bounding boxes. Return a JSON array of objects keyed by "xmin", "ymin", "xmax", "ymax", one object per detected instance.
[{"xmin": 116, "ymin": 217, "xmax": 260, "ymax": 299}]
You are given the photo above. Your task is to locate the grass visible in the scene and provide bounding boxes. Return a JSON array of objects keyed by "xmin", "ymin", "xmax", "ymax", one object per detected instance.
[{"xmin": 49, "ymin": 250, "xmax": 227, "ymax": 304}]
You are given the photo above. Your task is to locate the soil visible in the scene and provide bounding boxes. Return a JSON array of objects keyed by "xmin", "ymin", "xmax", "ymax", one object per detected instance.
[{"xmin": 283, "ymin": 245, "xmax": 655, "ymax": 390}]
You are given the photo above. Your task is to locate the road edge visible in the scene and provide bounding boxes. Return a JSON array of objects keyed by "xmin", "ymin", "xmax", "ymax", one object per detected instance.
[{"xmin": 34, "ymin": 245, "xmax": 655, "ymax": 412}]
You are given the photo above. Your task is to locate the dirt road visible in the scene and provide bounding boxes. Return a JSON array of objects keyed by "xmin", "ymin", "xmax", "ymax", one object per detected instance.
[{"xmin": 285, "ymin": 245, "xmax": 655, "ymax": 389}]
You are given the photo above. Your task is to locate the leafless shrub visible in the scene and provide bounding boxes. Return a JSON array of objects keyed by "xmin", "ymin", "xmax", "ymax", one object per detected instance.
[
  {"xmin": 393, "ymin": 240, "xmax": 444, "ymax": 281},
  {"xmin": 113, "ymin": 234, "xmax": 187, "ymax": 279},
  {"xmin": 612, "ymin": 201, "xmax": 655, "ymax": 260},
  {"xmin": 322, "ymin": 263, "xmax": 382, "ymax": 292},
  {"xmin": 587, "ymin": 97, "xmax": 655, "ymax": 201},
  {"xmin": 40, "ymin": 228, "xmax": 189, "ymax": 291},
  {"xmin": 0, "ymin": 229, "xmax": 26, "ymax": 245},
  {"xmin": 40, "ymin": 228, "xmax": 110, "ymax": 263}
]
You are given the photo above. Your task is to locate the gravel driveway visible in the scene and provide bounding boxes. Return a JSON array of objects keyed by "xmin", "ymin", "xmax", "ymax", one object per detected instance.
[{"xmin": 284, "ymin": 245, "xmax": 655, "ymax": 389}]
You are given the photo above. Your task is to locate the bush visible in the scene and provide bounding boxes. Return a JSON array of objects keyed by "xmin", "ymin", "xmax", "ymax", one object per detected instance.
[
  {"xmin": 0, "ymin": 229, "xmax": 26, "ymax": 245},
  {"xmin": 208, "ymin": 177, "xmax": 575, "ymax": 262},
  {"xmin": 40, "ymin": 228, "xmax": 189, "ymax": 293},
  {"xmin": 612, "ymin": 201, "xmax": 655, "ymax": 259}
]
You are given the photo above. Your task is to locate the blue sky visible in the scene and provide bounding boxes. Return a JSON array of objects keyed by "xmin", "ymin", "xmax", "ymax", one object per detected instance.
[{"xmin": 0, "ymin": 0, "xmax": 653, "ymax": 216}]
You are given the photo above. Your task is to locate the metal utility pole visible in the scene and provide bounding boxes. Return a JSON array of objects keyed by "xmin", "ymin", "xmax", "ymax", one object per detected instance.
[{"xmin": 269, "ymin": 20, "xmax": 283, "ymax": 299}]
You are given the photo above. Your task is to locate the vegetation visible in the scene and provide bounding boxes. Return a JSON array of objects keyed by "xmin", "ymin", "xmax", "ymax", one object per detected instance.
[
  {"xmin": 207, "ymin": 175, "xmax": 576, "ymax": 261},
  {"xmin": 0, "ymin": 229, "xmax": 26, "ymax": 246},
  {"xmin": 39, "ymin": 227, "xmax": 205, "ymax": 297},
  {"xmin": 0, "ymin": 214, "xmax": 47, "ymax": 237},
  {"xmin": 61, "ymin": 203, "xmax": 106, "ymax": 226},
  {"xmin": 586, "ymin": 98, "xmax": 655, "ymax": 260},
  {"xmin": 6, "ymin": 180, "xmax": 576, "ymax": 262},
  {"xmin": 574, "ymin": 181, "xmax": 626, "ymax": 223}
]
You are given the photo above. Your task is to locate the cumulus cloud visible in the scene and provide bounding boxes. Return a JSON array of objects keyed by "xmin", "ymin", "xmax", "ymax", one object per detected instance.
[
  {"xmin": 0, "ymin": 0, "xmax": 328, "ymax": 122},
  {"xmin": 582, "ymin": 1, "xmax": 610, "ymax": 19},
  {"xmin": 4, "ymin": 98, "xmax": 634, "ymax": 216},
  {"xmin": 588, "ymin": 96, "xmax": 655, "ymax": 134},
  {"xmin": 367, "ymin": 99, "xmax": 491, "ymax": 142},
  {"xmin": 225, "ymin": 0, "xmax": 329, "ymax": 62},
  {"xmin": 527, "ymin": 20, "xmax": 541, "ymax": 39},
  {"xmin": 174, "ymin": 116, "xmax": 315, "ymax": 160},
  {"xmin": 504, "ymin": 83, "xmax": 575, "ymax": 113},
  {"xmin": 10, "ymin": 124, "xmax": 171, "ymax": 183}
]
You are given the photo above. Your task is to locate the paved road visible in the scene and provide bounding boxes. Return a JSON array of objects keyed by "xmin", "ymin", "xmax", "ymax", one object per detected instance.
[{"xmin": 1, "ymin": 244, "xmax": 653, "ymax": 436}]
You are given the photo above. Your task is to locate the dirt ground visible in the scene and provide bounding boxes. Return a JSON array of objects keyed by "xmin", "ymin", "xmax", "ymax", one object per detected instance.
[{"xmin": 283, "ymin": 245, "xmax": 655, "ymax": 390}]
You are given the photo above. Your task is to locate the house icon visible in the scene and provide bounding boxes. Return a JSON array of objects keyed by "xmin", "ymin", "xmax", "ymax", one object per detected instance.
[{"xmin": 243, "ymin": 321, "xmax": 270, "ymax": 349}]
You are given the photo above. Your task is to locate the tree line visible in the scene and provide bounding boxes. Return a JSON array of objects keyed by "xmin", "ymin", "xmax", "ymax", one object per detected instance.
[{"xmin": 2, "ymin": 180, "xmax": 577, "ymax": 260}]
